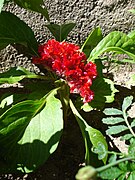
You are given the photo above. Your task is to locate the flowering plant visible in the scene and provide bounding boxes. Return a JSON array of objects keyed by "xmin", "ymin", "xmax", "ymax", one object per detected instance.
[
  {"xmin": 33, "ymin": 39, "xmax": 97, "ymax": 103},
  {"xmin": 0, "ymin": 0, "xmax": 135, "ymax": 176}
]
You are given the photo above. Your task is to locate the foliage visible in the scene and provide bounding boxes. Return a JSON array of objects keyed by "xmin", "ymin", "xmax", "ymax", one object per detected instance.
[
  {"xmin": 76, "ymin": 97, "xmax": 135, "ymax": 180},
  {"xmin": 0, "ymin": 0, "xmax": 135, "ymax": 177},
  {"xmin": 103, "ymin": 96, "xmax": 135, "ymax": 140}
]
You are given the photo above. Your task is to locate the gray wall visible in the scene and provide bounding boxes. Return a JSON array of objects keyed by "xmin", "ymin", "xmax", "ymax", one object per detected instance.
[{"xmin": 0, "ymin": 0, "xmax": 135, "ymax": 72}]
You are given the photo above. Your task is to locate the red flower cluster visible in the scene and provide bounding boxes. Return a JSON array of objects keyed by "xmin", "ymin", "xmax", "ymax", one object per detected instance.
[{"xmin": 32, "ymin": 39, "xmax": 97, "ymax": 103}]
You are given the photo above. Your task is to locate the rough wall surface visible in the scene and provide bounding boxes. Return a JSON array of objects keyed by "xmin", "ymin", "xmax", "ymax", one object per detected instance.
[{"xmin": 0, "ymin": 0, "xmax": 135, "ymax": 72}]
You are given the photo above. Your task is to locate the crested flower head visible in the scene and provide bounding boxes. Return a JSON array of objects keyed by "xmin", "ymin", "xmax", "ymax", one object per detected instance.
[{"xmin": 32, "ymin": 39, "xmax": 97, "ymax": 103}]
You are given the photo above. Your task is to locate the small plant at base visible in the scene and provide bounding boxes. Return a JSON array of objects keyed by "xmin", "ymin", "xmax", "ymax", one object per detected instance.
[{"xmin": 76, "ymin": 96, "xmax": 135, "ymax": 180}]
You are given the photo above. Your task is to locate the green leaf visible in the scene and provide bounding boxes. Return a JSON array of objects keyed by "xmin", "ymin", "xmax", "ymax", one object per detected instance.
[
  {"xmin": 70, "ymin": 100, "xmax": 108, "ymax": 165},
  {"xmin": 108, "ymin": 154, "xmax": 117, "ymax": 163},
  {"xmin": 99, "ymin": 167, "xmax": 123, "ymax": 179},
  {"xmin": 0, "ymin": 66, "xmax": 49, "ymax": 84},
  {"xmin": 131, "ymin": 119, "xmax": 135, "ymax": 128},
  {"xmin": 103, "ymin": 108, "xmax": 123, "ymax": 116},
  {"xmin": 118, "ymin": 161, "xmax": 128, "ymax": 171},
  {"xmin": 128, "ymin": 30, "xmax": 135, "ymax": 41},
  {"xmin": 0, "ymin": 89, "xmax": 63, "ymax": 173},
  {"xmin": 102, "ymin": 117, "xmax": 124, "ymax": 125},
  {"xmin": 88, "ymin": 129, "xmax": 108, "ymax": 163},
  {"xmin": 130, "ymin": 162, "xmax": 135, "ymax": 171},
  {"xmin": 81, "ymin": 27, "xmax": 103, "ymax": 58},
  {"xmin": 121, "ymin": 134, "xmax": 133, "ymax": 140},
  {"xmin": 122, "ymin": 96, "xmax": 133, "ymax": 112},
  {"xmin": 128, "ymin": 74, "xmax": 135, "ymax": 86},
  {"xmin": 118, "ymin": 173, "xmax": 127, "ymax": 180},
  {"xmin": 87, "ymin": 78, "xmax": 118, "ymax": 110},
  {"xmin": 0, "ymin": 94, "xmax": 13, "ymax": 108},
  {"xmin": 129, "ymin": 9, "xmax": 135, "ymax": 14},
  {"xmin": 128, "ymin": 138, "xmax": 135, "ymax": 158},
  {"xmin": 127, "ymin": 171, "xmax": 135, "ymax": 180},
  {"xmin": 14, "ymin": 0, "xmax": 50, "ymax": 21},
  {"xmin": 106, "ymin": 125, "xmax": 128, "ymax": 135},
  {"xmin": 89, "ymin": 31, "xmax": 135, "ymax": 61},
  {"xmin": 92, "ymin": 142, "xmax": 107, "ymax": 161},
  {"xmin": 0, "ymin": 0, "xmax": 4, "ymax": 13},
  {"xmin": 46, "ymin": 22, "xmax": 76, "ymax": 42},
  {"xmin": 0, "ymin": 11, "xmax": 38, "ymax": 55}
]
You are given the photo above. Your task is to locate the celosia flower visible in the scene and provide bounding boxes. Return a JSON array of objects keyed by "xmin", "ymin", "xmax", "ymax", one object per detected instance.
[{"xmin": 32, "ymin": 39, "xmax": 97, "ymax": 103}]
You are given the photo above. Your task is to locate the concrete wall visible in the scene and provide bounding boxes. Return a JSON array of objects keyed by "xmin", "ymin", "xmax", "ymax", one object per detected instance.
[{"xmin": 0, "ymin": 0, "xmax": 135, "ymax": 72}]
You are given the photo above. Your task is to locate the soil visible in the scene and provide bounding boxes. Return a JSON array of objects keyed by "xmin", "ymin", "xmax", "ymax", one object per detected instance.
[{"xmin": 0, "ymin": 65, "xmax": 135, "ymax": 180}]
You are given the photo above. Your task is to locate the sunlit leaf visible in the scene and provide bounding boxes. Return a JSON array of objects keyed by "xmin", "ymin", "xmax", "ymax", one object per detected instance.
[
  {"xmin": 122, "ymin": 96, "xmax": 133, "ymax": 112},
  {"xmin": 106, "ymin": 125, "xmax": 128, "ymax": 135},
  {"xmin": 85, "ymin": 78, "xmax": 118, "ymax": 111},
  {"xmin": 0, "ymin": 89, "xmax": 63, "ymax": 173},
  {"xmin": 14, "ymin": 0, "xmax": 50, "ymax": 21},
  {"xmin": 103, "ymin": 108, "xmax": 123, "ymax": 116},
  {"xmin": 70, "ymin": 100, "xmax": 108, "ymax": 165},
  {"xmin": 81, "ymin": 27, "xmax": 103, "ymax": 58},
  {"xmin": 89, "ymin": 31, "xmax": 135, "ymax": 62},
  {"xmin": 0, "ymin": 0, "xmax": 4, "ymax": 13},
  {"xmin": 121, "ymin": 134, "xmax": 133, "ymax": 140},
  {"xmin": 102, "ymin": 117, "xmax": 124, "ymax": 125}
]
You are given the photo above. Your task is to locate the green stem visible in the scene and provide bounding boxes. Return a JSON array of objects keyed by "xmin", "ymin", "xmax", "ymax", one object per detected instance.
[
  {"xmin": 26, "ymin": 74, "xmax": 53, "ymax": 81},
  {"xmin": 123, "ymin": 110, "xmax": 135, "ymax": 137},
  {"xmin": 107, "ymin": 151, "xmax": 123, "ymax": 156},
  {"xmin": 96, "ymin": 157, "xmax": 134, "ymax": 172}
]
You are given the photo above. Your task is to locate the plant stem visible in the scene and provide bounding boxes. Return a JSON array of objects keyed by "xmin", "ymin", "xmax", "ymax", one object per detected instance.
[
  {"xmin": 96, "ymin": 157, "xmax": 134, "ymax": 172},
  {"xmin": 123, "ymin": 110, "xmax": 135, "ymax": 137}
]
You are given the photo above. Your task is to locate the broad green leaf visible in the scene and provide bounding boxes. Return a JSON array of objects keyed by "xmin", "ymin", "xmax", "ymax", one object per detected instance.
[
  {"xmin": 70, "ymin": 100, "xmax": 108, "ymax": 165},
  {"xmin": 89, "ymin": 31, "xmax": 135, "ymax": 61},
  {"xmin": 0, "ymin": 0, "xmax": 4, "ymax": 13},
  {"xmin": 81, "ymin": 27, "xmax": 103, "ymax": 58},
  {"xmin": 102, "ymin": 117, "xmax": 124, "ymax": 125},
  {"xmin": 106, "ymin": 125, "xmax": 128, "ymax": 135},
  {"xmin": 86, "ymin": 78, "xmax": 118, "ymax": 110},
  {"xmin": 122, "ymin": 96, "xmax": 133, "ymax": 112},
  {"xmin": 0, "ymin": 89, "xmax": 63, "ymax": 173},
  {"xmin": 103, "ymin": 108, "xmax": 123, "ymax": 116},
  {"xmin": 121, "ymin": 134, "xmax": 133, "ymax": 140},
  {"xmin": 0, "ymin": 66, "xmax": 49, "ymax": 84},
  {"xmin": 99, "ymin": 167, "xmax": 123, "ymax": 179},
  {"xmin": 0, "ymin": 11, "xmax": 38, "ymax": 55},
  {"xmin": 46, "ymin": 22, "xmax": 76, "ymax": 42},
  {"xmin": 14, "ymin": 0, "xmax": 50, "ymax": 21}
]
